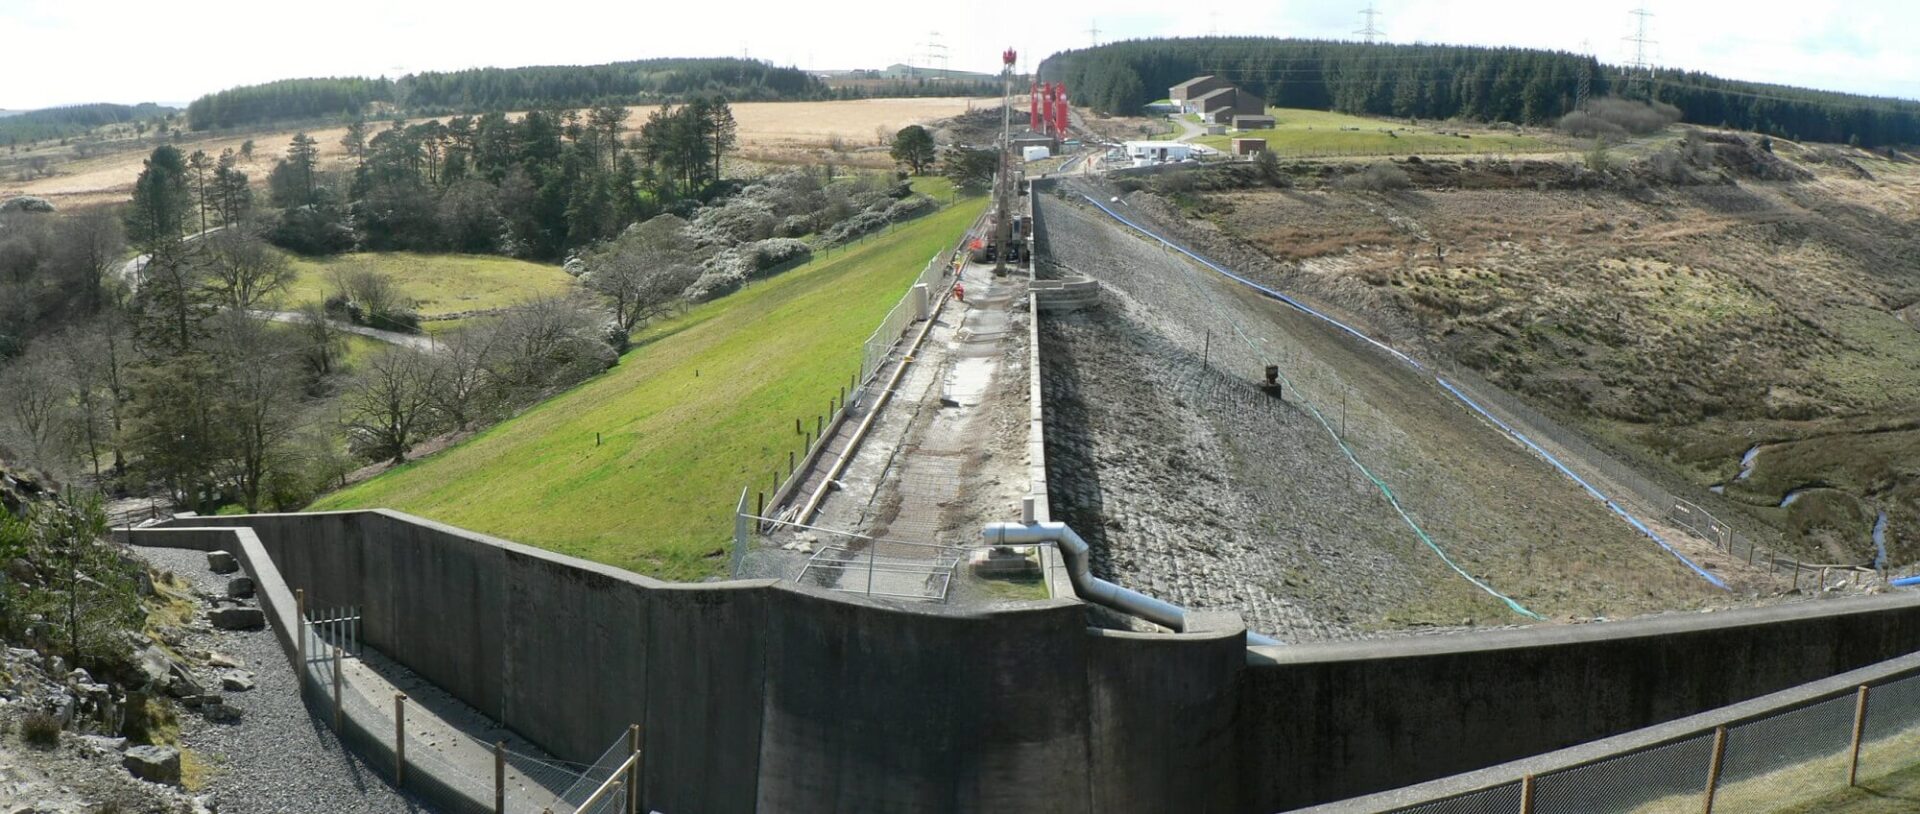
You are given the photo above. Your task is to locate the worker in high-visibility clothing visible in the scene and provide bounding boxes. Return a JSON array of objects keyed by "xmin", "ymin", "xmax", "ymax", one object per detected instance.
[{"xmin": 953, "ymin": 282, "xmax": 966, "ymax": 303}]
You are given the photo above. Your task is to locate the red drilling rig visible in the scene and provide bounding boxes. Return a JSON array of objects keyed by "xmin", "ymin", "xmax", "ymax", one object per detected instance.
[{"xmin": 1027, "ymin": 81, "xmax": 1072, "ymax": 138}]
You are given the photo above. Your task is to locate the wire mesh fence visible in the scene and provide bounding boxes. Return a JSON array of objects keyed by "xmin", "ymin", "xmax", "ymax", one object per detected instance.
[{"xmin": 1380, "ymin": 667, "xmax": 1920, "ymax": 813}]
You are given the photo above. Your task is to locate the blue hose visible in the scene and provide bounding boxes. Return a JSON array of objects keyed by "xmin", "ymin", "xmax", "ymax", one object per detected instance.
[{"xmin": 1892, "ymin": 576, "xmax": 1920, "ymax": 588}]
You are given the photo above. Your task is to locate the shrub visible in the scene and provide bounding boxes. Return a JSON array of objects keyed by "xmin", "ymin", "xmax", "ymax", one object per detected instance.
[
  {"xmin": 1558, "ymin": 97, "xmax": 1682, "ymax": 138},
  {"xmin": 1338, "ymin": 161, "xmax": 1411, "ymax": 192},
  {"xmin": 265, "ymin": 206, "xmax": 355, "ymax": 256},
  {"xmin": 884, "ymin": 195, "xmax": 936, "ymax": 223},
  {"xmin": 21, "ymin": 711, "xmax": 60, "ymax": 748}
]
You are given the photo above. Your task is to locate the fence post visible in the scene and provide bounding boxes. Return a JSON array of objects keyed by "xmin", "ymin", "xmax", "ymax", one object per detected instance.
[
  {"xmin": 1702, "ymin": 725, "xmax": 1728, "ymax": 814},
  {"xmin": 395, "ymin": 693, "xmax": 408, "ymax": 785},
  {"xmin": 1519, "ymin": 774, "xmax": 1536, "ymax": 814},
  {"xmin": 295, "ymin": 589, "xmax": 307, "ymax": 700},
  {"xmin": 1849, "ymin": 684, "xmax": 1871, "ymax": 786},
  {"xmin": 627, "ymin": 723, "xmax": 642, "ymax": 814},
  {"xmin": 490, "ymin": 740, "xmax": 506, "ymax": 813},
  {"xmin": 332, "ymin": 643, "xmax": 343, "ymax": 729}
]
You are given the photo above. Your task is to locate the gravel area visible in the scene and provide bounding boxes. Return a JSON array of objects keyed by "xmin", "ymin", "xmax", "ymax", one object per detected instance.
[
  {"xmin": 1035, "ymin": 182, "xmax": 1757, "ymax": 639},
  {"xmin": 131, "ymin": 546, "xmax": 432, "ymax": 814}
]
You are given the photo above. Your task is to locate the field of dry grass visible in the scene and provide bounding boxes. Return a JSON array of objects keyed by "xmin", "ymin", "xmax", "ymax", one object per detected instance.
[{"xmin": 0, "ymin": 97, "xmax": 994, "ymax": 208}]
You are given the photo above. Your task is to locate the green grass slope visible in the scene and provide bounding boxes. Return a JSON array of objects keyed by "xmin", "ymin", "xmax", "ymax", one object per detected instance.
[{"xmin": 309, "ymin": 200, "xmax": 986, "ymax": 579}]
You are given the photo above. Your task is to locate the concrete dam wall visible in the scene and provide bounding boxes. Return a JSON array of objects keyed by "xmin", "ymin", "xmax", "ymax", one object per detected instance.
[{"xmin": 151, "ymin": 510, "xmax": 1920, "ymax": 812}]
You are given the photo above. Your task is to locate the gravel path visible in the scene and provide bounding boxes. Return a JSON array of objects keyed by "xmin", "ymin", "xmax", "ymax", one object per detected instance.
[{"xmin": 131, "ymin": 546, "xmax": 432, "ymax": 814}]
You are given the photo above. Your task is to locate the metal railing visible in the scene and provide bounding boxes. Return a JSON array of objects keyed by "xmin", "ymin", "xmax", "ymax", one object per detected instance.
[
  {"xmin": 1671, "ymin": 497, "xmax": 1877, "ymax": 592},
  {"xmin": 1383, "ymin": 668, "xmax": 1920, "ymax": 814},
  {"xmin": 293, "ymin": 593, "xmax": 640, "ymax": 813}
]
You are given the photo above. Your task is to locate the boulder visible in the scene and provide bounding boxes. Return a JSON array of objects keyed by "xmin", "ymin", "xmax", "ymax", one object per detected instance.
[
  {"xmin": 206, "ymin": 651, "xmax": 243, "ymax": 669},
  {"xmin": 205, "ymin": 551, "xmax": 237, "ymax": 574},
  {"xmin": 207, "ymin": 606, "xmax": 264, "ymax": 630},
  {"xmin": 225, "ymin": 576, "xmax": 254, "ymax": 599},
  {"xmin": 123, "ymin": 744, "xmax": 182, "ymax": 786},
  {"xmin": 219, "ymin": 672, "xmax": 254, "ymax": 692}
]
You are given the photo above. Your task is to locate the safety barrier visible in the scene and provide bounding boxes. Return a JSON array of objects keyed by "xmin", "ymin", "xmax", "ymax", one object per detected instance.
[{"xmin": 1308, "ymin": 650, "xmax": 1920, "ymax": 814}]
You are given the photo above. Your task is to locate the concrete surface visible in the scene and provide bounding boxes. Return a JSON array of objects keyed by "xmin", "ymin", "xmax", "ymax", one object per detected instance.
[{"xmin": 134, "ymin": 511, "xmax": 1920, "ymax": 813}]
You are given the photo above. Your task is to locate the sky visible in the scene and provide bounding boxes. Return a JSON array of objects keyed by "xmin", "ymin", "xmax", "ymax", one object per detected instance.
[{"xmin": 2, "ymin": 0, "xmax": 1917, "ymax": 110}]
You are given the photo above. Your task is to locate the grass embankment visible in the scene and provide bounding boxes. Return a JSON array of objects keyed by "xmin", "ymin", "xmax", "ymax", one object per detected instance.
[
  {"xmin": 1194, "ymin": 107, "xmax": 1550, "ymax": 156},
  {"xmin": 310, "ymin": 198, "xmax": 987, "ymax": 579},
  {"xmin": 279, "ymin": 252, "xmax": 574, "ymax": 318}
]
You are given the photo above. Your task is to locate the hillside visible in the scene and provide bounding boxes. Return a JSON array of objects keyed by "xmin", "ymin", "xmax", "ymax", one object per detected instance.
[
  {"xmin": 309, "ymin": 199, "xmax": 987, "ymax": 579},
  {"xmin": 185, "ymin": 59, "xmax": 823, "ymax": 130},
  {"xmin": 1043, "ymin": 37, "xmax": 1920, "ymax": 147},
  {"xmin": 1117, "ymin": 130, "xmax": 1920, "ymax": 570}
]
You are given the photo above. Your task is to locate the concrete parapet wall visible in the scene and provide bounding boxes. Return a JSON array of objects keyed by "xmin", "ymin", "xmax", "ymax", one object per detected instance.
[{"xmin": 141, "ymin": 511, "xmax": 1920, "ymax": 812}]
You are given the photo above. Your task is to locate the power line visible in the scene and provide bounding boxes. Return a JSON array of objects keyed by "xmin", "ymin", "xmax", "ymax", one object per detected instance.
[
  {"xmin": 1625, "ymin": 7, "xmax": 1656, "ymax": 79},
  {"xmin": 1355, "ymin": 3, "xmax": 1385, "ymax": 45},
  {"xmin": 1087, "ymin": 19, "xmax": 1102, "ymax": 48}
]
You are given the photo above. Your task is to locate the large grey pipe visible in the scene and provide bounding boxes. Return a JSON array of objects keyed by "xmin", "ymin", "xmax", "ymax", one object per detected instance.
[{"xmin": 982, "ymin": 521, "xmax": 1281, "ymax": 647}]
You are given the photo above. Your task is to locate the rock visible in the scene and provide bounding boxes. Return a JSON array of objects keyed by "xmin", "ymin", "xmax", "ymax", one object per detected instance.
[
  {"xmin": 66, "ymin": 667, "xmax": 92, "ymax": 687},
  {"xmin": 206, "ymin": 551, "xmax": 238, "ymax": 574},
  {"xmin": 225, "ymin": 576, "xmax": 254, "ymax": 598},
  {"xmin": 123, "ymin": 744, "xmax": 182, "ymax": 786},
  {"xmin": 136, "ymin": 646, "xmax": 172, "ymax": 687},
  {"xmin": 206, "ymin": 651, "xmax": 243, "ymax": 669},
  {"xmin": 165, "ymin": 663, "xmax": 202, "ymax": 699},
  {"xmin": 218, "ymin": 672, "xmax": 254, "ymax": 692},
  {"xmin": 79, "ymin": 734, "xmax": 127, "ymax": 757},
  {"xmin": 200, "ymin": 699, "xmax": 241, "ymax": 723},
  {"xmin": 207, "ymin": 606, "xmax": 264, "ymax": 630},
  {"xmin": 137, "ymin": 569, "xmax": 155, "ymax": 596}
]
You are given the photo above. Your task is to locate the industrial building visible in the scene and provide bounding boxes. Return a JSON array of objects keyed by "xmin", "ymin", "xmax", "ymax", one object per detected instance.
[
  {"xmin": 1122, "ymin": 140, "xmax": 1192, "ymax": 166},
  {"xmin": 1169, "ymin": 75, "xmax": 1270, "ymax": 126}
]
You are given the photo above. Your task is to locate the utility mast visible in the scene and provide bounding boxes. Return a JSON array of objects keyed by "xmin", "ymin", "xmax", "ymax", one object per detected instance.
[
  {"xmin": 1355, "ymin": 3, "xmax": 1384, "ymax": 44},
  {"xmin": 1625, "ymin": 7, "xmax": 1657, "ymax": 94},
  {"xmin": 1087, "ymin": 20, "xmax": 1101, "ymax": 48},
  {"xmin": 1576, "ymin": 38, "xmax": 1593, "ymax": 110}
]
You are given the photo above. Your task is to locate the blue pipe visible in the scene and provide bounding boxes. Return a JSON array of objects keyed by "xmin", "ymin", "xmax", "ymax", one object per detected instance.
[
  {"xmin": 1893, "ymin": 576, "xmax": 1920, "ymax": 588},
  {"xmin": 1078, "ymin": 191, "xmax": 1729, "ymax": 591}
]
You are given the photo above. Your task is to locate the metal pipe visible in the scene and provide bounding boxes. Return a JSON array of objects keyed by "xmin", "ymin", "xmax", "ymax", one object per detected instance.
[{"xmin": 982, "ymin": 522, "xmax": 1281, "ymax": 647}]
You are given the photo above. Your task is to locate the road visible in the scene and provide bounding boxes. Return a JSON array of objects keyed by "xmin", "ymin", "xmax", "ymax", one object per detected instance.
[{"xmin": 256, "ymin": 310, "xmax": 439, "ymax": 352}]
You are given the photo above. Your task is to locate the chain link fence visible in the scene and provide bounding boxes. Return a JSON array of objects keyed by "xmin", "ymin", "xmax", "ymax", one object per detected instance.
[{"xmin": 1380, "ymin": 668, "xmax": 1920, "ymax": 813}]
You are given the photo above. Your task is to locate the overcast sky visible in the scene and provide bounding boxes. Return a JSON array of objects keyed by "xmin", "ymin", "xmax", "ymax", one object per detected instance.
[{"xmin": 3, "ymin": 0, "xmax": 1916, "ymax": 110}]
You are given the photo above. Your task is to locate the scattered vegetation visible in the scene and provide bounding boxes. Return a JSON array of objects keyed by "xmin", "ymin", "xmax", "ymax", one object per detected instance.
[{"xmin": 1559, "ymin": 97, "xmax": 1683, "ymax": 139}]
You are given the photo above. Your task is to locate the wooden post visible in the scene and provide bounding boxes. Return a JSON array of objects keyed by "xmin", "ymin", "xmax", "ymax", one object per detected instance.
[
  {"xmin": 756, "ymin": 492, "xmax": 764, "ymax": 520},
  {"xmin": 395, "ymin": 693, "xmax": 408, "ymax": 785},
  {"xmin": 794, "ymin": 418, "xmax": 801, "ymax": 435},
  {"xmin": 495, "ymin": 741, "xmax": 506, "ymax": 814},
  {"xmin": 295, "ymin": 589, "xmax": 307, "ymax": 699},
  {"xmin": 627, "ymin": 724, "xmax": 641, "ymax": 814},
  {"xmin": 332, "ymin": 644, "xmax": 343, "ymax": 729},
  {"xmin": 1519, "ymin": 774, "xmax": 1536, "ymax": 814},
  {"xmin": 1849, "ymin": 685, "xmax": 1871, "ymax": 786},
  {"xmin": 788, "ymin": 450, "xmax": 796, "ymax": 476},
  {"xmin": 817, "ymin": 414, "xmax": 824, "ymax": 439},
  {"xmin": 1702, "ymin": 725, "xmax": 1728, "ymax": 814}
]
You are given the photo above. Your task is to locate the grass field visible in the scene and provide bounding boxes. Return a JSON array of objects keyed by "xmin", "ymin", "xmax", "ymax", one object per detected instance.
[
  {"xmin": 1193, "ymin": 107, "xmax": 1553, "ymax": 156},
  {"xmin": 278, "ymin": 252, "xmax": 575, "ymax": 317},
  {"xmin": 309, "ymin": 198, "xmax": 987, "ymax": 579}
]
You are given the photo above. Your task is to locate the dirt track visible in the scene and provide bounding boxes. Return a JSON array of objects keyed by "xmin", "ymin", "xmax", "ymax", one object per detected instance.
[{"xmin": 1036, "ymin": 180, "xmax": 1785, "ymax": 640}]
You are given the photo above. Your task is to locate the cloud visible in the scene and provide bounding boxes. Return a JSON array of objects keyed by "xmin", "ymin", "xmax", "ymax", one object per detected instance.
[{"xmin": 3, "ymin": 0, "xmax": 1916, "ymax": 109}]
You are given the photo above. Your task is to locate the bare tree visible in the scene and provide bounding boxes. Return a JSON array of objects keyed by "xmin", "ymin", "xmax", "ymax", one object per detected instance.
[
  {"xmin": 482, "ymin": 296, "xmax": 616, "ymax": 396},
  {"xmin": 202, "ymin": 232, "xmax": 294, "ymax": 312},
  {"xmin": 51, "ymin": 207, "xmax": 126, "ymax": 316},
  {"xmin": 51, "ymin": 324, "xmax": 118, "ymax": 478},
  {"xmin": 0, "ymin": 350, "xmax": 72, "ymax": 471},
  {"xmin": 426, "ymin": 323, "xmax": 500, "ymax": 430},
  {"xmin": 292, "ymin": 301, "xmax": 346, "ymax": 378},
  {"xmin": 344, "ymin": 347, "xmax": 440, "ymax": 464},
  {"xmin": 582, "ymin": 215, "xmax": 701, "ymax": 346}
]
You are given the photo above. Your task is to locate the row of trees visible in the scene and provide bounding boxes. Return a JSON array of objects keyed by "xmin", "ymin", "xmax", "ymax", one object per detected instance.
[
  {"xmin": 1042, "ymin": 37, "xmax": 1920, "ymax": 147},
  {"xmin": 262, "ymin": 98, "xmax": 736, "ymax": 260},
  {"xmin": 185, "ymin": 59, "xmax": 818, "ymax": 130},
  {"xmin": 0, "ymin": 102, "xmax": 173, "ymax": 145}
]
